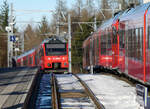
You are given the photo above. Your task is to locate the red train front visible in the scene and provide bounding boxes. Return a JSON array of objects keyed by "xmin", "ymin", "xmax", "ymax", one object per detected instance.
[
  {"xmin": 39, "ymin": 37, "xmax": 68, "ymax": 72},
  {"xmin": 16, "ymin": 36, "xmax": 68, "ymax": 73}
]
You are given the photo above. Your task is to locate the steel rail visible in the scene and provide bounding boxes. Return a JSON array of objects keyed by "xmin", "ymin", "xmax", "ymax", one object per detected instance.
[
  {"xmin": 51, "ymin": 73, "xmax": 60, "ymax": 109},
  {"xmin": 74, "ymin": 74, "xmax": 105, "ymax": 109}
]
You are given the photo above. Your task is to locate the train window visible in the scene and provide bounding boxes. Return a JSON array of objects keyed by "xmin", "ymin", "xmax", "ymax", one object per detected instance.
[
  {"xmin": 35, "ymin": 55, "xmax": 37, "ymax": 65},
  {"xmin": 41, "ymin": 48, "xmax": 44, "ymax": 56},
  {"xmin": 108, "ymin": 33, "xmax": 111, "ymax": 49},
  {"xmin": 132, "ymin": 29, "xmax": 136, "ymax": 58},
  {"xmin": 45, "ymin": 43, "xmax": 66, "ymax": 55},
  {"xmin": 23, "ymin": 59, "xmax": 26, "ymax": 66},
  {"xmin": 29, "ymin": 56, "xmax": 33, "ymax": 65},
  {"xmin": 136, "ymin": 27, "xmax": 143, "ymax": 61},
  {"xmin": 148, "ymin": 26, "xmax": 150, "ymax": 49},
  {"xmin": 128, "ymin": 29, "xmax": 132, "ymax": 57},
  {"xmin": 101, "ymin": 35, "xmax": 107, "ymax": 55},
  {"xmin": 112, "ymin": 27, "xmax": 118, "ymax": 44},
  {"xmin": 125, "ymin": 30, "xmax": 128, "ymax": 57},
  {"xmin": 135, "ymin": 28, "xmax": 139, "ymax": 59},
  {"xmin": 17, "ymin": 62, "xmax": 20, "ymax": 67},
  {"xmin": 137, "ymin": 28, "xmax": 141, "ymax": 60},
  {"xmin": 97, "ymin": 37, "xmax": 99, "ymax": 58},
  {"xmin": 29, "ymin": 57, "xmax": 31, "ymax": 64},
  {"xmin": 131, "ymin": 29, "xmax": 133, "ymax": 58},
  {"xmin": 86, "ymin": 44, "xmax": 90, "ymax": 66},
  {"xmin": 119, "ymin": 30, "xmax": 125, "ymax": 49},
  {"xmin": 140, "ymin": 28, "xmax": 143, "ymax": 61},
  {"xmin": 123, "ymin": 30, "xmax": 125, "ymax": 48},
  {"xmin": 39, "ymin": 48, "xmax": 43, "ymax": 57},
  {"xmin": 27, "ymin": 57, "xmax": 29, "ymax": 65},
  {"xmin": 97, "ymin": 37, "xmax": 99, "ymax": 51},
  {"xmin": 108, "ymin": 33, "xmax": 112, "ymax": 55},
  {"xmin": 92, "ymin": 39, "xmax": 95, "ymax": 64}
]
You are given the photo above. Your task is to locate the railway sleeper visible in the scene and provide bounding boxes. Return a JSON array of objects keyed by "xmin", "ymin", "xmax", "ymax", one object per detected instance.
[{"xmin": 59, "ymin": 90, "xmax": 87, "ymax": 98}]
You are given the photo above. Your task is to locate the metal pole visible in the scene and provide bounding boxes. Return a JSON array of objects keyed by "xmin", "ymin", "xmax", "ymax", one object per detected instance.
[
  {"xmin": 90, "ymin": 38, "xmax": 93, "ymax": 74},
  {"xmin": 21, "ymin": 32, "xmax": 24, "ymax": 53},
  {"xmin": 56, "ymin": 15, "xmax": 60, "ymax": 36},
  {"xmin": 56, "ymin": 7, "xmax": 60, "ymax": 36},
  {"xmin": 94, "ymin": 16, "xmax": 97, "ymax": 31},
  {"xmin": 10, "ymin": 3, "xmax": 14, "ymax": 67},
  {"xmin": 68, "ymin": 14, "xmax": 72, "ymax": 73},
  {"xmin": 7, "ymin": 30, "xmax": 10, "ymax": 67},
  {"xmin": 7, "ymin": 3, "xmax": 14, "ymax": 67},
  {"xmin": 56, "ymin": 0, "xmax": 60, "ymax": 36},
  {"xmin": 89, "ymin": 17, "xmax": 97, "ymax": 74}
]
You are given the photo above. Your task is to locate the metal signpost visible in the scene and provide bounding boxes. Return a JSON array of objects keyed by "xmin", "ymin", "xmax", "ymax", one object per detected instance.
[
  {"xmin": 136, "ymin": 84, "xmax": 148, "ymax": 108},
  {"xmin": 10, "ymin": 35, "xmax": 16, "ymax": 42},
  {"xmin": 5, "ymin": 3, "xmax": 14, "ymax": 67},
  {"xmin": 68, "ymin": 14, "xmax": 72, "ymax": 73}
]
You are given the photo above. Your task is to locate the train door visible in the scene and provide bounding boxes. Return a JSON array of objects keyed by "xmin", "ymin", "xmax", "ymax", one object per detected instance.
[
  {"xmin": 93, "ymin": 38, "xmax": 95, "ymax": 66},
  {"xmin": 124, "ymin": 25, "xmax": 128, "ymax": 75},
  {"xmin": 118, "ymin": 22, "xmax": 126, "ymax": 73},
  {"xmin": 112, "ymin": 22, "xmax": 119, "ymax": 69},
  {"xmin": 145, "ymin": 9, "xmax": 150, "ymax": 82}
]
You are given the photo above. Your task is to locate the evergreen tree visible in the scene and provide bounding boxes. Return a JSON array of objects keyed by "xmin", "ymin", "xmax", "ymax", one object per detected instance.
[
  {"xmin": 0, "ymin": 0, "xmax": 9, "ymax": 67},
  {"xmin": 38, "ymin": 16, "xmax": 50, "ymax": 34},
  {"xmin": 0, "ymin": 0, "xmax": 9, "ymax": 32}
]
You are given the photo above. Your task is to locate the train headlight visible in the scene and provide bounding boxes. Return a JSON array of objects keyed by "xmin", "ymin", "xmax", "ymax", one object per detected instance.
[
  {"xmin": 48, "ymin": 57, "xmax": 51, "ymax": 60},
  {"xmin": 62, "ymin": 57, "xmax": 65, "ymax": 60}
]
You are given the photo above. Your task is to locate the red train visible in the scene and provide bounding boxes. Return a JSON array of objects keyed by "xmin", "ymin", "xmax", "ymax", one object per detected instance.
[
  {"xmin": 83, "ymin": 3, "xmax": 150, "ymax": 85},
  {"xmin": 16, "ymin": 36, "xmax": 69, "ymax": 72}
]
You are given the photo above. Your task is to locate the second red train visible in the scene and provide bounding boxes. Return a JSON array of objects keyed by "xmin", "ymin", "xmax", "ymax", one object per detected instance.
[{"xmin": 83, "ymin": 3, "xmax": 150, "ymax": 85}]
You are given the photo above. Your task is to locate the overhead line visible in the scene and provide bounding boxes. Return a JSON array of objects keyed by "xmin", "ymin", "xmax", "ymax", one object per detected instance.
[{"xmin": 14, "ymin": 10, "xmax": 54, "ymax": 13}]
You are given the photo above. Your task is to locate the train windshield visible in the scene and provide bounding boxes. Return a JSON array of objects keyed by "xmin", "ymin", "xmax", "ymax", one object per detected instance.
[{"xmin": 45, "ymin": 43, "xmax": 66, "ymax": 55}]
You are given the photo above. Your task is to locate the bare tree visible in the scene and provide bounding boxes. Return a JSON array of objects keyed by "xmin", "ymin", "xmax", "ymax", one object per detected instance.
[
  {"xmin": 24, "ymin": 24, "xmax": 41, "ymax": 51},
  {"xmin": 75, "ymin": 0, "xmax": 83, "ymax": 16},
  {"xmin": 101, "ymin": 0, "xmax": 112, "ymax": 19},
  {"xmin": 86, "ymin": 0, "xmax": 95, "ymax": 17}
]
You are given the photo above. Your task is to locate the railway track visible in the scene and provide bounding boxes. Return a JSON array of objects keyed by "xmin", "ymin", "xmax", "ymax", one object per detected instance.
[
  {"xmin": 51, "ymin": 73, "xmax": 59, "ymax": 109},
  {"xmin": 51, "ymin": 73, "xmax": 105, "ymax": 109}
]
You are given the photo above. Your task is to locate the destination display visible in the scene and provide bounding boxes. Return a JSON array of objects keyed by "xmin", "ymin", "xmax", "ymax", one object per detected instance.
[{"xmin": 46, "ymin": 44, "xmax": 66, "ymax": 49}]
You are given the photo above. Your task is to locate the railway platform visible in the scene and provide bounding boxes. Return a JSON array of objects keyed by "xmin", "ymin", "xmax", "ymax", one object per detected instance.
[{"xmin": 0, "ymin": 67, "xmax": 38, "ymax": 109}]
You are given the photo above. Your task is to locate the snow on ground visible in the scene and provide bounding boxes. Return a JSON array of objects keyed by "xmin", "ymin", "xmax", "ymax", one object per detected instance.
[
  {"xmin": 60, "ymin": 98, "xmax": 95, "ymax": 109},
  {"xmin": 56, "ymin": 74, "xmax": 84, "ymax": 91},
  {"xmin": 78, "ymin": 74, "xmax": 144, "ymax": 109},
  {"xmin": 56, "ymin": 74, "xmax": 95, "ymax": 109}
]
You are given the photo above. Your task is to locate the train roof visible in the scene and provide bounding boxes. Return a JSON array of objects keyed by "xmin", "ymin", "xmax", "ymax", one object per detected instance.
[
  {"xmin": 119, "ymin": 2, "xmax": 150, "ymax": 22},
  {"xmin": 83, "ymin": 12, "xmax": 121, "ymax": 45},
  {"xmin": 16, "ymin": 48, "xmax": 36, "ymax": 60},
  {"xmin": 98, "ymin": 12, "xmax": 122, "ymax": 30},
  {"xmin": 83, "ymin": 3, "xmax": 150, "ymax": 46},
  {"xmin": 42, "ymin": 36, "xmax": 67, "ymax": 44},
  {"xmin": 16, "ymin": 36, "xmax": 67, "ymax": 60}
]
